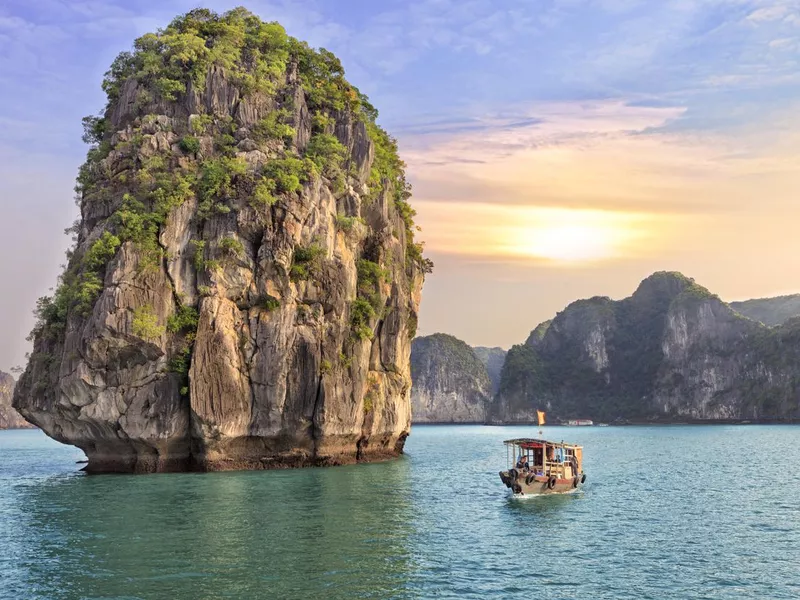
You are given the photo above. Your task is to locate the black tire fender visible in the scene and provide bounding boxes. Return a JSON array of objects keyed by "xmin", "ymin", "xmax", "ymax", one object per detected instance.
[
  {"xmin": 572, "ymin": 476, "xmax": 579, "ymax": 488},
  {"xmin": 513, "ymin": 484, "xmax": 522, "ymax": 494},
  {"xmin": 509, "ymin": 468, "xmax": 519, "ymax": 480},
  {"xmin": 525, "ymin": 473, "xmax": 536, "ymax": 485},
  {"xmin": 581, "ymin": 473, "xmax": 586, "ymax": 484},
  {"xmin": 547, "ymin": 476, "xmax": 557, "ymax": 490}
]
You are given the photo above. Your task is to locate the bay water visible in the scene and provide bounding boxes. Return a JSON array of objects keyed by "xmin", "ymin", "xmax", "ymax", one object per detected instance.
[{"xmin": 1, "ymin": 425, "xmax": 799, "ymax": 599}]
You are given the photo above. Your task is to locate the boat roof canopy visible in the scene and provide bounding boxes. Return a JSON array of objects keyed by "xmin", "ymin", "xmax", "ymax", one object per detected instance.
[{"xmin": 503, "ymin": 438, "xmax": 582, "ymax": 450}]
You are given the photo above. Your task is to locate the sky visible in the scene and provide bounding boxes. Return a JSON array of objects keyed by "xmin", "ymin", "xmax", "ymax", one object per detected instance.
[{"xmin": 1, "ymin": 0, "xmax": 799, "ymax": 371}]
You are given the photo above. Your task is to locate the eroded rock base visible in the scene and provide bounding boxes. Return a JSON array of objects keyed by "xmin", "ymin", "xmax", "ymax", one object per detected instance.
[{"xmin": 80, "ymin": 433, "xmax": 409, "ymax": 474}]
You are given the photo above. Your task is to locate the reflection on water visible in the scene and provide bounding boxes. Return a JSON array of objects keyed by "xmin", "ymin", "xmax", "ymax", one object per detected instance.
[
  {"xmin": 2, "ymin": 426, "xmax": 800, "ymax": 599},
  {"xmin": 1, "ymin": 433, "xmax": 415, "ymax": 600}
]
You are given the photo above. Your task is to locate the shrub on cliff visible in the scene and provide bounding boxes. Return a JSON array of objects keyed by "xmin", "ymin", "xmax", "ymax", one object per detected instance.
[{"xmin": 132, "ymin": 305, "xmax": 165, "ymax": 340}]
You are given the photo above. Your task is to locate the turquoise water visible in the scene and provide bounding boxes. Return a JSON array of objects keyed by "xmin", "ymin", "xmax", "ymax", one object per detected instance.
[{"xmin": 1, "ymin": 425, "xmax": 799, "ymax": 599}]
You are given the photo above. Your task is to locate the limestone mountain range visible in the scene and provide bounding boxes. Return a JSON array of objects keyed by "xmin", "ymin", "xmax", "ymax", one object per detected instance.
[{"xmin": 412, "ymin": 272, "xmax": 800, "ymax": 424}]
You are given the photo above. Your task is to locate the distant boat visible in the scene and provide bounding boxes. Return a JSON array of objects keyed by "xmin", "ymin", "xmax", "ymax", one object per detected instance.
[
  {"xmin": 596, "ymin": 423, "xmax": 609, "ymax": 427},
  {"xmin": 565, "ymin": 419, "xmax": 593, "ymax": 426},
  {"xmin": 499, "ymin": 438, "xmax": 586, "ymax": 495}
]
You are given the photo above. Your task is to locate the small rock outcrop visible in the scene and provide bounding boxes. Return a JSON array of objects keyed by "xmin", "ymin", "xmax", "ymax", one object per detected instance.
[
  {"xmin": 14, "ymin": 9, "xmax": 430, "ymax": 472},
  {"xmin": 471, "ymin": 346, "xmax": 507, "ymax": 394},
  {"xmin": 0, "ymin": 372, "xmax": 33, "ymax": 429},
  {"xmin": 492, "ymin": 272, "xmax": 800, "ymax": 423},
  {"xmin": 410, "ymin": 334, "xmax": 492, "ymax": 423}
]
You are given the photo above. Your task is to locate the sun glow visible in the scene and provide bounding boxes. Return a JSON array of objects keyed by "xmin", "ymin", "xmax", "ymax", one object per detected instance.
[
  {"xmin": 415, "ymin": 201, "xmax": 654, "ymax": 264},
  {"xmin": 512, "ymin": 224, "xmax": 619, "ymax": 261},
  {"xmin": 502, "ymin": 208, "xmax": 646, "ymax": 263}
]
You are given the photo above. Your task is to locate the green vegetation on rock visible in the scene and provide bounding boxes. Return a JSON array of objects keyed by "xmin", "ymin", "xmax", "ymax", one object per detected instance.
[
  {"xmin": 219, "ymin": 236, "xmax": 245, "ymax": 260},
  {"xmin": 290, "ymin": 243, "xmax": 324, "ymax": 281},
  {"xmin": 350, "ymin": 299, "xmax": 375, "ymax": 341},
  {"xmin": 262, "ymin": 295, "xmax": 281, "ymax": 312},
  {"xmin": 263, "ymin": 156, "xmax": 316, "ymax": 195},
  {"xmin": 167, "ymin": 305, "xmax": 199, "ymax": 334},
  {"xmin": 167, "ymin": 304, "xmax": 199, "ymax": 391},
  {"xmin": 30, "ymin": 230, "xmax": 122, "ymax": 338},
  {"xmin": 305, "ymin": 134, "xmax": 346, "ymax": 176},
  {"xmin": 132, "ymin": 305, "xmax": 165, "ymax": 340},
  {"xmin": 101, "ymin": 8, "xmax": 291, "ymax": 104},
  {"xmin": 179, "ymin": 135, "xmax": 200, "ymax": 154},
  {"xmin": 348, "ymin": 259, "xmax": 390, "ymax": 340},
  {"xmin": 253, "ymin": 110, "xmax": 295, "ymax": 143},
  {"xmin": 50, "ymin": 5, "xmax": 427, "ymax": 338},
  {"xmin": 357, "ymin": 260, "xmax": 389, "ymax": 309},
  {"xmin": 335, "ymin": 214, "xmax": 365, "ymax": 233},
  {"xmin": 196, "ymin": 157, "xmax": 247, "ymax": 218}
]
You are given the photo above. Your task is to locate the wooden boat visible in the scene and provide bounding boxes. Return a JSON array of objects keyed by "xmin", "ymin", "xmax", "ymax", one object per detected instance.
[{"xmin": 499, "ymin": 438, "xmax": 586, "ymax": 495}]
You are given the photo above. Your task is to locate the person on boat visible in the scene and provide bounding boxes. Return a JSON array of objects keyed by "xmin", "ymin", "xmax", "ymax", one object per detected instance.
[
  {"xmin": 515, "ymin": 455, "xmax": 529, "ymax": 471},
  {"xmin": 569, "ymin": 454, "xmax": 578, "ymax": 473}
]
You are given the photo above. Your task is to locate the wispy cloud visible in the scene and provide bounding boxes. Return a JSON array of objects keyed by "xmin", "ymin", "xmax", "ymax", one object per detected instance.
[
  {"xmin": 745, "ymin": 2, "xmax": 800, "ymax": 23},
  {"xmin": 402, "ymin": 96, "xmax": 800, "ymax": 281}
]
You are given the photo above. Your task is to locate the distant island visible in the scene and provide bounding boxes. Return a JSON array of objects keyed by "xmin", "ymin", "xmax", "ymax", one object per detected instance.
[
  {"xmin": 470, "ymin": 346, "xmax": 506, "ymax": 395},
  {"xmin": 410, "ymin": 334, "xmax": 495, "ymax": 423},
  {"xmin": 412, "ymin": 272, "xmax": 800, "ymax": 424},
  {"xmin": 729, "ymin": 294, "xmax": 800, "ymax": 327},
  {"xmin": 0, "ymin": 372, "xmax": 33, "ymax": 429},
  {"xmin": 13, "ymin": 8, "xmax": 429, "ymax": 473}
]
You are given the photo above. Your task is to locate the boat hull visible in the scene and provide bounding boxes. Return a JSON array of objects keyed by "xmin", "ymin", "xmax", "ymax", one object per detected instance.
[{"xmin": 499, "ymin": 470, "xmax": 585, "ymax": 495}]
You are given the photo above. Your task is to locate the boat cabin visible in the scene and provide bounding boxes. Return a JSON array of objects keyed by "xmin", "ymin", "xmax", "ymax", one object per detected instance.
[{"xmin": 504, "ymin": 438, "xmax": 583, "ymax": 480}]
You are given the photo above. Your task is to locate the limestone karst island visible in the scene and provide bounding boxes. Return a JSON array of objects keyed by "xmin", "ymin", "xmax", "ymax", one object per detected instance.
[
  {"xmin": 2, "ymin": 4, "xmax": 800, "ymax": 599},
  {"xmin": 13, "ymin": 9, "xmax": 430, "ymax": 473}
]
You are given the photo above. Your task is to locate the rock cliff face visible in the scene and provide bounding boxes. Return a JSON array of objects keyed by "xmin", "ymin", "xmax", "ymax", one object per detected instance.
[
  {"xmin": 730, "ymin": 295, "xmax": 800, "ymax": 327},
  {"xmin": 14, "ymin": 9, "xmax": 428, "ymax": 472},
  {"xmin": 0, "ymin": 372, "xmax": 33, "ymax": 429},
  {"xmin": 410, "ymin": 334, "xmax": 492, "ymax": 423},
  {"xmin": 493, "ymin": 272, "xmax": 800, "ymax": 423},
  {"xmin": 471, "ymin": 347, "xmax": 507, "ymax": 395}
]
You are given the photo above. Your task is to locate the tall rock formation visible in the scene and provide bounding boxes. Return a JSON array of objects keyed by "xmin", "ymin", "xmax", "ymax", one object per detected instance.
[
  {"xmin": 730, "ymin": 295, "xmax": 800, "ymax": 327},
  {"xmin": 410, "ymin": 334, "xmax": 492, "ymax": 423},
  {"xmin": 14, "ymin": 9, "xmax": 429, "ymax": 473},
  {"xmin": 0, "ymin": 372, "xmax": 33, "ymax": 429},
  {"xmin": 471, "ymin": 346, "xmax": 507, "ymax": 395},
  {"xmin": 493, "ymin": 272, "xmax": 800, "ymax": 423}
]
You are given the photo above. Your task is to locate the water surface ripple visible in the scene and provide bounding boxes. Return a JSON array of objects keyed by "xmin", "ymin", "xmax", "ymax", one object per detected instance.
[{"xmin": 1, "ymin": 425, "xmax": 798, "ymax": 599}]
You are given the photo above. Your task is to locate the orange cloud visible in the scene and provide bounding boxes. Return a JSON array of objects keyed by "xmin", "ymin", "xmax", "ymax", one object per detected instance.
[{"xmin": 404, "ymin": 99, "xmax": 800, "ymax": 267}]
